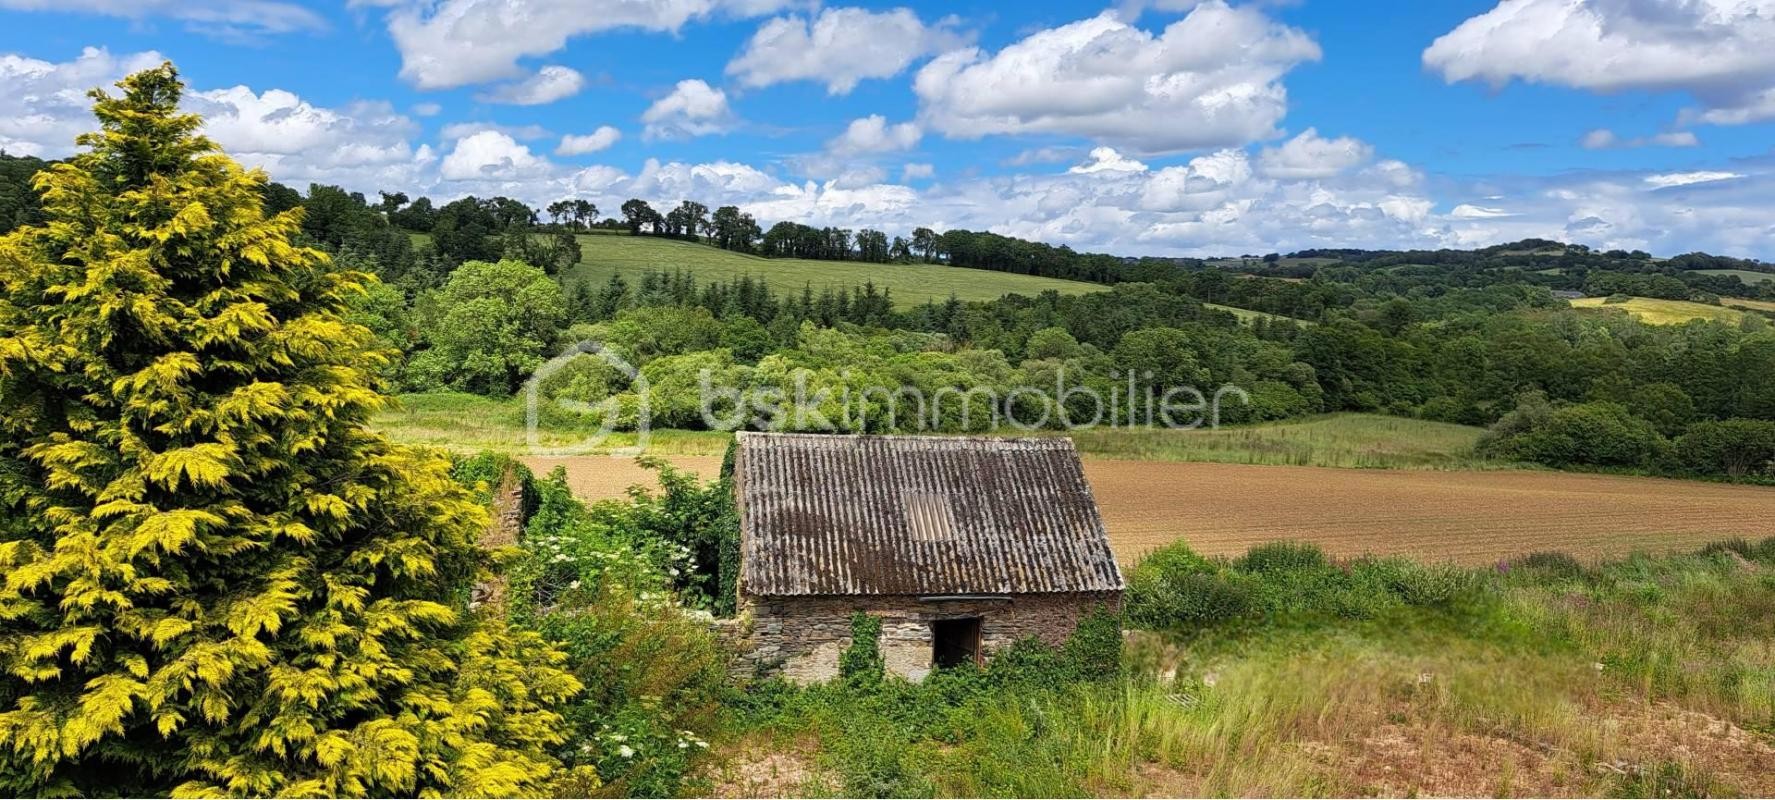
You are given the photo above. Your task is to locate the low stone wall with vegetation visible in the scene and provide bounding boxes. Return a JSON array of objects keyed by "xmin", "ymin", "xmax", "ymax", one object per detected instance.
[{"xmin": 732, "ymin": 591, "xmax": 1123, "ymax": 682}]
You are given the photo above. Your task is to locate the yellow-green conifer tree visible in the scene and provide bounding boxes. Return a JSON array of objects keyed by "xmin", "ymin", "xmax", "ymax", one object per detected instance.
[{"xmin": 0, "ymin": 64, "xmax": 580, "ymax": 796}]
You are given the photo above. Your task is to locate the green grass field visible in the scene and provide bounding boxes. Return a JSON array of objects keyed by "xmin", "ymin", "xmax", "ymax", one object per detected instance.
[
  {"xmin": 1063, "ymin": 413, "xmax": 1485, "ymax": 469},
  {"xmin": 563, "ymin": 235, "xmax": 1105, "ymax": 309},
  {"xmin": 1724, "ymin": 297, "xmax": 1775, "ymax": 313},
  {"xmin": 1204, "ymin": 303, "xmax": 1311, "ymax": 326},
  {"xmin": 1695, "ymin": 268, "xmax": 1775, "ymax": 285},
  {"xmin": 1569, "ymin": 295, "xmax": 1746, "ymax": 325},
  {"xmin": 373, "ymin": 395, "xmax": 1484, "ymax": 469},
  {"xmin": 370, "ymin": 392, "xmax": 731, "ymax": 455}
]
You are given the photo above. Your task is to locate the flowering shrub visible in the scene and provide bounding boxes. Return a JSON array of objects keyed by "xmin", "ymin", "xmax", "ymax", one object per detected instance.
[{"xmin": 506, "ymin": 465, "xmax": 729, "ymax": 797}]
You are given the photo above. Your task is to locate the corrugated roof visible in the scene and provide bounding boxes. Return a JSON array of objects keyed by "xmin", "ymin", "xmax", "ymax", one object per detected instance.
[{"xmin": 735, "ymin": 432, "xmax": 1125, "ymax": 596}]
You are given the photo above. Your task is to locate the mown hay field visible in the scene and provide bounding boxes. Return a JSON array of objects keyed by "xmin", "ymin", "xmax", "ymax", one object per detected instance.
[
  {"xmin": 1569, "ymin": 295, "xmax": 1746, "ymax": 325},
  {"xmin": 562, "ymin": 234, "xmax": 1105, "ymax": 309},
  {"xmin": 520, "ymin": 455, "xmax": 1775, "ymax": 567},
  {"xmin": 1724, "ymin": 296, "xmax": 1775, "ymax": 313}
]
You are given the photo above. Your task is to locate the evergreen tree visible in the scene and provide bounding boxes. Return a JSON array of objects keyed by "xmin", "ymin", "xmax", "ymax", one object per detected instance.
[{"xmin": 0, "ymin": 64, "xmax": 580, "ymax": 795}]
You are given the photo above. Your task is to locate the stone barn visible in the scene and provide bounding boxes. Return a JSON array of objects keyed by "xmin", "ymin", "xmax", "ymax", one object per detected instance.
[{"xmin": 731, "ymin": 431, "xmax": 1125, "ymax": 682}]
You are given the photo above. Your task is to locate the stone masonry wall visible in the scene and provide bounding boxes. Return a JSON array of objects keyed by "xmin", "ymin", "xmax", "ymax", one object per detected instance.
[{"xmin": 734, "ymin": 591, "xmax": 1121, "ymax": 683}]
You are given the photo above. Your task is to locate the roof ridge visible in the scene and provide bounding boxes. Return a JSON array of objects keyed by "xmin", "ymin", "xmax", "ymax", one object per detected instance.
[{"xmin": 734, "ymin": 431, "xmax": 1078, "ymax": 448}]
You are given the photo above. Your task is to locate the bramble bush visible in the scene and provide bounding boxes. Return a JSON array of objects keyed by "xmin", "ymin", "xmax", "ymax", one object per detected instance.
[{"xmin": 500, "ymin": 463, "xmax": 727, "ymax": 798}]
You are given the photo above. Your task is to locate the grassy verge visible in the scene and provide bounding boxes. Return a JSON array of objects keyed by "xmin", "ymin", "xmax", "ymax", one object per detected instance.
[
  {"xmin": 1064, "ymin": 413, "xmax": 1488, "ymax": 469},
  {"xmin": 371, "ymin": 392, "xmax": 731, "ymax": 455},
  {"xmin": 377, "ymin": 398, "xmax": 1486, "ymax": 469},
  {"xmin": 712, "ymin": 540, "xmax": 1775, "ymax": 797}
]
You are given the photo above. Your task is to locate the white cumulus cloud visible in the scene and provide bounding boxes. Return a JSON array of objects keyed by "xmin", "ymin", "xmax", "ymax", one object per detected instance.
[
  {"xmin": 0, "ymin": 47, "xmax": 434, "ymax": 193},
  {"xmin": 727, "ymin": 6, "xmax": 966, "ymax": 94},
  {"xmin": 1256, "ymin": 128, "xmax": 1373, "ymax": 179},
  {"xmin": 0, "ymin": 0, "xmax": 325, "ymax": 39},
  {"xmin": 557, "ymin": 126, "xmax": 622, "ymax": 155},
  {"xmin": 376, "ymin": 0, "xmax": 800, "ymax": 89},
  {"xmin": 641, "ymin": 79, "xmax": 734, "ymax": 139},
  {"xmin": 440, "ymin": 130, "xmax": 551, "ymax": 181},
  {"xmin": 476, "ymin": 65, "xmax": 585, "ymax": 105},
  {"xmin": 1068, "ymin": 147, "xmax": 1148, "ymax": 174},
  {"xmin": 0, "ymin": 47, "xmax": 166, "ymax": 157},
  {"xmin": 913, "ymin": 2, "xmax": 1319, "ymax": 155},
  {"xmin": 1424, "ymin": 0, "xmax": 1775, "ymax": 126},
  {"xmin": 827, "ymin": 115, "xmax": 922, "ymax": 155}
]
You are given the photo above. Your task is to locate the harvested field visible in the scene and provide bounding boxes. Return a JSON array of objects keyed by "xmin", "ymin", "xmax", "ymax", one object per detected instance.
[{"xmin": 523, "ymin": 456, "xmax": 1775, "ymax": 566}]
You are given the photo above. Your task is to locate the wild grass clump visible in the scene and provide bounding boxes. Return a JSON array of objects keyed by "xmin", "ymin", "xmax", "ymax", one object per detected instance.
[
  {"xmin": 1511, "ymin": 550, "xmax": 1587, "ymax": 579},
  {"xmin": 1128, "ymin": 540, "xmax": 1485, "ymax": 633}
]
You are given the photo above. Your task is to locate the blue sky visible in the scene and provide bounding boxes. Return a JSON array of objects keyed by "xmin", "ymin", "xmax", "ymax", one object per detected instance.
[{"xmin": 2, "ymin": 0, "xmax": 1773, "ymax": 258}]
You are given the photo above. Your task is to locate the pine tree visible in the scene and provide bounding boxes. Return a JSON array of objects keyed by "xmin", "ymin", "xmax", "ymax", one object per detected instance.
[{"xmin": 0, "ymin": 64, "xmax": 580, "ymax": 796}]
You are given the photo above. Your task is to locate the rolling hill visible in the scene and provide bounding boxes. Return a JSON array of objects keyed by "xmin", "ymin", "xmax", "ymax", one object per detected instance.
[{"xmin": 562, "ymin": 234, "xmax": 1106, "ymax": 309}]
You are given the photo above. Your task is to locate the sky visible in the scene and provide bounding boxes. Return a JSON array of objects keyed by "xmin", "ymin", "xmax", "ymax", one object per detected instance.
[{"xmin": 1, "ymin": 0, "xmax": 1773, "ymax": 259}]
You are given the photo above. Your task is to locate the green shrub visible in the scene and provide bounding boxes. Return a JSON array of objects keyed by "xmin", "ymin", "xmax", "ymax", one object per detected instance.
[
  {"xmin": 507, "ymin": 470, "xmax": 727, "ymax": 797},
  {"xmin": 1488, "ymin": 401, "xmax": 1668, "ymax": 469},
  {"xmin": 1128, "ymin": 569, "xmax": 1255, "ymax": 629},
  {"xmin": 840, "ymin": 613, "xmax": 886, "ymax": 688},
  {"xmin": 451, "ymin": 451, "xmax": 538, "ymax": 516},
  {"xmin": 1512, "ymin": 551, "xmax": 1586, "ymax": 579},
  {"xmin": 1061, "ymin": 608, "xmax": 1124, "ymax": 681},
  {"xmin": 1697, "ymin": 538, "xmax": 1756, "ymax": 561},
  {"xmin": 1234, "ymin": 540, "xmax": 1331, "ymax": 573},
  {"xmin": 1131, "ymin": 542, "xmax": 1501, "ymax": 633},
  {"xmin": 1384, "ymin": 561, "xmax": 1483, "ymax": 607},
  {"xmin": 1674, "ymin": 419, "xmax": 1775, "ymax": 478}
]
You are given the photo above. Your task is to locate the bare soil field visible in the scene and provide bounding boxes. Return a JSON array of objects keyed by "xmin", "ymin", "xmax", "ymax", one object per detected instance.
[{"xmin": 521, "ymin": 456, "xmax": 1775, "ymax": 566}]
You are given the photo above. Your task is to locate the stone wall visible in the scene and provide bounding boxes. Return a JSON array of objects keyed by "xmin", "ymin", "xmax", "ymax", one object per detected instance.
[
  {"xmin": 734, "ymin": 591, "xmax": 1121, "ymax": 683},
  {"xmin": 472, "ymin": 465, "xmax": 527, "ymax": 610}
]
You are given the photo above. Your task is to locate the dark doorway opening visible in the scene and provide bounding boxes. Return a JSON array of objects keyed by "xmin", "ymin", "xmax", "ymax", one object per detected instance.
[{"xmin": 931, "ymin": 617, "xmax": 982, "ymax": 669}]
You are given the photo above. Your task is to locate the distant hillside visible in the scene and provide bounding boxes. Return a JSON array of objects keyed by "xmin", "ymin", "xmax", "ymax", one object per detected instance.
[{"xmin": 560, "ymin": 234, "xmax": 1106, "ymax": 310}]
